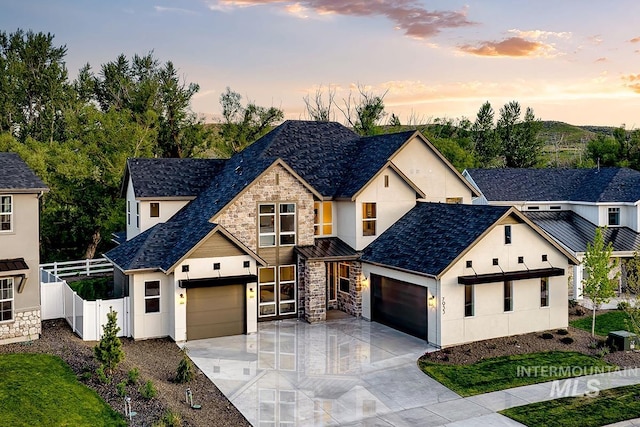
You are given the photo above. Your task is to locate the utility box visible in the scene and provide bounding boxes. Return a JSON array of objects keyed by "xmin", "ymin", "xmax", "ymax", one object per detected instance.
[{"xmin": 607, "ymin": 330, "xmax": 638, "ymax": 351}]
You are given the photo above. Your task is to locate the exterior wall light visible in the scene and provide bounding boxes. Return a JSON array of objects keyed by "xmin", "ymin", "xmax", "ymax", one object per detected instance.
[
  {"xmin": 179, "ymin": 293, "xmax": 186, "ymax": 305},
  {"xmin": 248, "ymin": 287, "xmax": 256, "ymax": 299},
  {"xmin": 428, "ymin": 295, "xmax": 437, "ymax": 308}
]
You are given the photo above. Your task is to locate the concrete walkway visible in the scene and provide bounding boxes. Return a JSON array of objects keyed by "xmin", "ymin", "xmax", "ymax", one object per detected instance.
[{"xmin": 186, "ymin": 318, "xmax": 640, "ymax": 426}]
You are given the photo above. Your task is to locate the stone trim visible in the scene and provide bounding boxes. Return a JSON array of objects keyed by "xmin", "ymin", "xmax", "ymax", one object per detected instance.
[
  {"xmin": 304, "ymin": 260, "xmax": 326, "ymax": 323},
  {"xmin": 0, "ymin": 309, "xmax": 41, "ymax": 344}
]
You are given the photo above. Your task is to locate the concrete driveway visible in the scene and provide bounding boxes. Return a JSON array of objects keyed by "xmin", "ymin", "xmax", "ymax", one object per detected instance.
[{"xmin": 186, "ymin": 317, "xmax": 516, "ymax": 426}]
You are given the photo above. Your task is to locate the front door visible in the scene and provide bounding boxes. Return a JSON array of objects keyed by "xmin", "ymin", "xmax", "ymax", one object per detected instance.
[
  {"xmin": 258, "ymin": 265, "xmax": 297, "ymax": 319},
  {"xmin": 326, "ymin": 263, "xmax": 337, "ymax": 308}
]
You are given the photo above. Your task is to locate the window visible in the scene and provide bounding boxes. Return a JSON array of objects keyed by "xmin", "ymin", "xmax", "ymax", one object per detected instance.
[
  {"xmin": 279, "ymin": 265, "xmax": 296, "ymax": 314},
  {"xmin": 550, "ymin": 206, "xmax": 561, "ymax": 210},
  {"xmin": 504, "ymin": 281, "xmax": 513, "ymax": 312},
  {"xmin": 127, "ymin": 201, "xmax": 131, "ymax": 226},
  {"xmin": 0, "ymin": 195, "xmax": 12, "ymax": 232},
  {"xmin": 540, "ymin": 277, "xmax": 549, "ymax": 307},
  {"xmin": 527, "ymin": 206, "xmax": 539, "ymax": 210},
  {"xmin": 0, "ymin": 278, "xmax": 14, "ymax": 321},
  {"xmin": 362, "ymin": 203, "xmax": 376, "ymax": 236},
  {"xmin": 446, "ymin": 197, "xmax": 463, "ymax": 204},
  {"xmin": 504, "ymin": 225, "xmax": 512, "ymax": 244},
  {"xmin": 150, "ymin": 202, "xmax": 160, "ymax": 218},
  {"xmin": 136, "ymin": 202, "xmax": 140, "ymax": 228},
  {"xmin": 279, "ymin": 203, "xmax": 296, "ymax": 245},
  {"xmin": 384, "ymin": 175, "xmax": 389, "ymax": 188},
  {"xmin": 327, "ymin": 263, "xmax": 337, "ymax": 301},
  {"xmin": 259, "ymin": 267, "xmax": 276, "ymax": 317},
  {"xmin": 608, "ymin": 207, "xmax": 620, "ymax": 226},
  {"xmin": 258, "ymin": 266, "xmax": 297, "ymax": 318},
  {"xmin": 259, "ymin": 204, "xmax": 276, "ymax": 247},
  {"xmin": 314, "ymin": 201, "xmax": 333, "ymax": 236},
  {"xmin": 339, "ymin": 263, "xmax": 350, "ymax": 293},
  {"xmin": 464, "ymin": 285, "xmax": 474, "ymax": 317},
  {"xmin": 144, "ymin": 281, "xmax": 160, "ymax": 313}
]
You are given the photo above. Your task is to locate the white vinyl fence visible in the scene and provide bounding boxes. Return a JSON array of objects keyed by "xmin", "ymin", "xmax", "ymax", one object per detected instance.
[
  {"xmin": 40, "ymin": 258, "xmax": 113, "ymax": 278},
  {"xmin": 40, "ymin": 267, "xmax": 129, "ymax": 341}
]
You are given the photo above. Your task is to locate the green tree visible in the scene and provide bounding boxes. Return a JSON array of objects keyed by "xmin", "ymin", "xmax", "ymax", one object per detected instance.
[
  {"xmin": 94, "ymin": 308, "xmax": 124, "ymax": 375},
  {"xmin": 338, "ymin": 85, "xmax": 387, "ymax": 136},
  {"xmin": 582, "ymin": 227, "xmax": 618, "ymax": 336},
  {"xmin": 497, "ymin": 101, "xmax": 543, "ymax": 167},
  {"xmin": 622, "ymin": 253, "xmax": 640, "ymax": 336},
  {"xmin": 472, "ymin": 102, "xmax": 499, "ymax": 166},
  {"xmin": 587, "ymin": 134, "xmax": 621, "ymax": 167}
]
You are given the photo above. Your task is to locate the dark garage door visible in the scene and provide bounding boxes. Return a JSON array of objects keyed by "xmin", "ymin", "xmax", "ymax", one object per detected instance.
[
  {"xmin": 371, "ymin": 274, "xmax": 427, "ymax": 340},
  {"xmin": 186, "ymin": 284, "xmax": 245, "ymax": 340}
]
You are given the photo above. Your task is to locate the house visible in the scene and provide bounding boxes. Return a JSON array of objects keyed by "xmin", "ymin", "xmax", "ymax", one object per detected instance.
[
  {"xmin": 105, "ymin": 121, "xmax": 577, "ymax": 347},
  {"xmin": 0, "ymin": 153, "xmax": 49, "ymax": 344},
  {"xmin": 463, "ymin": 167, "xmax": 640, "ymax": 299}
]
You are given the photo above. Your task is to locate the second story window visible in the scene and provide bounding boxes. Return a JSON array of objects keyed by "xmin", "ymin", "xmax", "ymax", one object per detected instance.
[
  {"xmin": 504, "ymin": 225, "xmax": 512, "ymax": 244},
  {"xmin": 150, "ymin": 202, "xmax": 160, "ymax": 218},
  {"xmin": 608, "ymin": 207, "xmax": 620, "ymax": 226},
  {"xmin": 362, "ymin": 203, "xmax": 377, "ymax": 236},
  {"xmin": 259, "ymin": 204, "xmax": 276, "ymax": 247},
  {"xmin": 136, "ymin": 202, "xmax": 140, "ymax": 228},
  {"xmin": 259, "ymin": 203, "xmax": 296, "ymax": 247},
  {"xmin": 0, "ymin": 195, "xmax": 12, "ymax": 232},
  {"xmin": 279, "ymin": 203, "xmax": 296, "ymax": 245},
  {"xmin": 314, "ymin": 201, "xmax": 333, "ymax": 236}
]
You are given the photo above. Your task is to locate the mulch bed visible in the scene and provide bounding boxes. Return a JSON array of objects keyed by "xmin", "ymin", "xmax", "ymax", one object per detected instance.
[
  {"xmin": 421, "ymin": 308, "xmax": 640, "ymax": 369},
  {"xmin": 0, "ymin": 320, "xmax": 250, "ymax": 426}
]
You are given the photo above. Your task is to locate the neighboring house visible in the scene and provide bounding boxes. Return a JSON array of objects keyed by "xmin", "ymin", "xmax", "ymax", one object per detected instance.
[
  {"xmin": 464, "ymin": 167, "xmax": 640, "ymax": 299},
  {"xmin": 105, "ymin": 121, "xmax": 577, "ymax": 347},
  {"xmin": 0, "ymin": 153, "xmax": 48, "ymax": 344}
]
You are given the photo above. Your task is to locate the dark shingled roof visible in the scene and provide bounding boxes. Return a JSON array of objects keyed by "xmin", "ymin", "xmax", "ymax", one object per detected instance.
[
  {"xmin": 361, "ymin": 202, "xmax": 510, "ymax": 276},
  {"xmin": 0, "ymin": 153, "xmax": 48, "ymax": 192},
  {"xmin": 127, "ymin": 158, "xmax": 225, "ymax": 198},
  {"xmin": 295, "ymin": 237, "xmax": 359, "ymax": 261},
  {"xmin": 0, "ymin": 258, "xmax": 29, "ymax": 272},
  {"xmin": 525, "ymin": 211, "xmax": 640, "ymax": 253},
  {"xmin": 107, "ymin": 121, "xmax": 423, "ymax": 271},
  {"xmin": 466, "ymin": 167, "xmax": 640, "ymax": 203}
]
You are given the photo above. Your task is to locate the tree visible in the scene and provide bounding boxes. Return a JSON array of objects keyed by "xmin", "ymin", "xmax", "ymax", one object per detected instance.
[
  {"xmin": 94, "ymin": 308, "xmax": 124, "ymax": 375},
  {"xmin": 217, "ymin": 87, "xmax": 284, "ymax": 156},
  {"xmin": 303, "ymin": 85, "xmax": 335, "ymax": 122},
  {"xmin": 472, "ymin": 101, "xmax": 498, "ymax": 166},
  {"xmin": 622, "ymin": 253, "xmax": 640, "ymax": 336},
  {"xmin": 582, "ymin": 227, "xmax": 618, "ymax": 336},
  {"xmin": 587, "ymin": 134, "xmax": 620, "ymax": 167},
  {"xmin": 496, "ymin": 101, "xmax": 543, "ymax": 167},
  {"xmin": 337, "ymin": 85, "xmax": 387, "ymax": 136}
]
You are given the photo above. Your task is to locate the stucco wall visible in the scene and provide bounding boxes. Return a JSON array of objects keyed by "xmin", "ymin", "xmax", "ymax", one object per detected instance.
[{"xmin": 130, "ymin": 272, "xmax": 172, "ymax": 340}]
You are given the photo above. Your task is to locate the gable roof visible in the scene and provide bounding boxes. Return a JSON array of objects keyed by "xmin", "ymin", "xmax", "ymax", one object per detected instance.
[
  {"xmin": 361, "ymin": 202, "xmax": 512, "ymax": 277},
  {"xmin": 124, "ymin": 158, "xmax": 225, "ymax": 199},
  {"xmin": 466, "ymin": 167, "xmax": 640, "ymax": 203},
  {"xmin": 0, "ymin": 153, "xmax": 48, "ymax": 192},
  {"xmin": 525, "ymin": 210, "xmax": 640, "ymax": 254}
]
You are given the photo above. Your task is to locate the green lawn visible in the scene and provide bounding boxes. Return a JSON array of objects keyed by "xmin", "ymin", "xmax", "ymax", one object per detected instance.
[
  {"xmin": 0, "ymin": 353, "xmax": 125, "ymax": 427},
  {"xmin": 570, "ymin": 310, "xmax": 629, "ymax": 336},
  {"xmin": 418, "ymin": 351, "xmax": 616, "ymax": 397},
  {"xmin": 501, "ymin": 383, "xmax": 640, "ymax": 427}
]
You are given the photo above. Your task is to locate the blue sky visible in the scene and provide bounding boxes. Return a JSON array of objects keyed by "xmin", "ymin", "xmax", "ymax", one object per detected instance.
[{"xmin": 3, "ymin": 1, "xmax": 640, "ymax": 126}]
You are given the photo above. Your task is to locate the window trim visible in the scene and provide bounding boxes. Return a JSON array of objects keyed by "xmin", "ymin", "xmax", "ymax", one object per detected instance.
[
  {"xmin": 338, "ymin": 263, "xmax": 350, "ymax": 294},
  {"xmin": 144, "ymin": 280, "xmax": 160, "ymax": 314},
  {"xmin": 258, "ymin": 204, "xmax": 276, "ymax": 248},
  {"xmin": 258, "ymin": 266, "xmax": 277, "ymax": 318},
  {"xmin": 608, "ymin": 207, "xmax": 620, "ymax": 226},
  {"xmin": 150, "ymin": 202, "xmax": 160, "ymax": 218},
  {"xmin": 540, "ymin": 277, "xmax": 549, "ymax": 307},
  {"xmin": 362, "ymin": 202, "xmax": 377, "ymax": 237},
  {"xmin": 0, "ymin": 195, "xmax": 13, "ymax": 233},
  {"xmin": 504, "ymin": 280, "xmax": 513, "ymax": 312},
  {"xmin": 0, "ymin": 277, "xmax": 14, "ymax": 322},
  {"xmin": 279, "ymin": 203, "xmax": 296, "ymax": 246},
  {"xmin": 127, "ymin": 200, "xmax": 131, "ymax": 226},
  {"xmin": 278, "ymin": 265, "xmax": 296, "ymax": 315},
  {"xmin": 136, "ymin": 202, "xmax": 140, "ymax": 229},
  {"xmin": 464, "ymin": 284, "xmax": 474, "ymax": 317},
  {"xmin": 313, "ymin": 201, "xmax": 333, "ymax": 236},
  {"xmin": 504, "ymin": 225, "xmax": 512, "ymax": 244}
]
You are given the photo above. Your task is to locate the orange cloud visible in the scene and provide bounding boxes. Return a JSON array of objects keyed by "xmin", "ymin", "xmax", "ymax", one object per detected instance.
[
  {"xmin": 207, "ymin": 0, "xmax": 475, "ymax": 39},
  {"xmin": 458, "ymin": 37, "xmax": 552, "ymax": 57},
  {"xmin": 623, "ymin": 74, "xmax": 640, "ymax": 93},
  {"xmin": 630, "ymin": 37, "xmax": 640, "ymax": 43},
  {"xmin": 595, "ymin": 57, "xmax": 607, "ymax": 63}
]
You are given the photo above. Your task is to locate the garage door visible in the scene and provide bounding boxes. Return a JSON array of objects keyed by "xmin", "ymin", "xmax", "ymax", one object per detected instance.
[
  {"xmin": 186, "ymin": 284, "xmax": 245, "ymax": 340},
  {"xmin": 371, "ymin": 274, "xmax": 427, "ymax": 340}
]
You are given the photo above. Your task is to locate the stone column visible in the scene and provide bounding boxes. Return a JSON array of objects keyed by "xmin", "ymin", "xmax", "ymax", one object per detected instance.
[{"xmin": 304, "ymin": 260, "xmax": 326, "ymax": 323}]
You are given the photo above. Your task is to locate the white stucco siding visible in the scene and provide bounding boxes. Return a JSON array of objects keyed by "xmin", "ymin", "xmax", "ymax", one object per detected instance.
[
  {"xmin": 354, "ymin": 168, "xmax": 416, "ymax": 251},
  {"xmin": 125, "ymin": 177, "xmax": 138, "ymax": 240},
  {"xmin": 130, "ymin": 272, "xmax": 172, "ymax": 340},
  {"xmin": 361, "ymin": 264, "xmax": 439, "ymax": 345},
  {"xmin": 335, "ymin": 201, "xmax": 356, "ymax": 249},
  {"xmin": 439, "ymin": 220, "xmax": 570, "ymax": 347},
  {"xmin": 392, "ymin": 136, "xmax": 473, "ymax": 203},
  {"xmin": 571, "ymin": 203, "xmax": 599, "ymax": 226},
  {"xmin": 139, "ymin": 200, "xmax": 189, "ymax": 233}
]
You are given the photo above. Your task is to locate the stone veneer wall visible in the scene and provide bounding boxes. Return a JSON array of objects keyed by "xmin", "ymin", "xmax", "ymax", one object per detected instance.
[
  {"xmin": 337, "ymin": 261, "xmax": 363, "ymax": 317},
  {"xmin": 0, "ymin": 309, "xmax": 41, "ymax": 344},
  {"xmin": 214, "ymin": 164, "xmax": 315, "ymax": 252},
  {"xmin": 304, "ymin": 260, "xmax": 326, "ymax": 323}
]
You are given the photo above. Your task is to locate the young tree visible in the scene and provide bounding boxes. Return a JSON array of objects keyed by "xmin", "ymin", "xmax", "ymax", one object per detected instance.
[
  {"xmin": 94, "ymin": 308, "xmax": 124, "ymax": 375},
  {"xmin": 496, "ymin": 101, "xmax": 543, "ymax": 167},
  {"xmin": 622, "ymin": 253, "xmax": 640, "ymax": 335},
  {"xmin": 582, "ymin": 227, "xmax": 618, "ymax": 336},
  {"xmin": 337, "ymin": 85, "xmax": 387, "ymax": 136}
]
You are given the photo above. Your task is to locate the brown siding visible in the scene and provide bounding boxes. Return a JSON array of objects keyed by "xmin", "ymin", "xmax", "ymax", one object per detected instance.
[{"xmin": 191, "ymin": 232, "xmax": 245, "ymax": 258}]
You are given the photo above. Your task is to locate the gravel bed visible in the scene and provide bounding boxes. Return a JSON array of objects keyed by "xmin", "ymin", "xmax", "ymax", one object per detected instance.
[{"xmin": 0, "ymin": 320, "xmax": 250, "ymax": 426}]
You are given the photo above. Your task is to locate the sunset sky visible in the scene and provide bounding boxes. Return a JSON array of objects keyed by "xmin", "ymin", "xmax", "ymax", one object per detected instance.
[{"xmin": 3, "ymin": 1, "xmax": 640, "ymax": 126}]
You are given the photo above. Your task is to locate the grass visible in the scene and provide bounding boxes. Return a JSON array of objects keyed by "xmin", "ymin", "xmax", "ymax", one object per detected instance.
[
  {"xmin": 570, "ymin": 310, "xmax": 630, "ymax": 337},
  {"xmin": 0, "ymin": 353, "xmax": 126, "ymax": 426},
  {"xmin": 418, "ymin": 351, "xmax": 615, "ymax": 397},
  {"xmin": 501, "ymin": 383, "xmax": 640, "ymax": 427}
]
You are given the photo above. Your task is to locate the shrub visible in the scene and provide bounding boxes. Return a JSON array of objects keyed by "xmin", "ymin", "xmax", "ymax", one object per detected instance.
[
  {"xmin": 618, "ymin": 301, "xmax": 630, "ymax": 310},
  {"xmin": 96, "ymin": 365, "xmax": 110, "ymax": 384},
  {"xmin": 569, "ymin": 299, "xmax": 578, "ymax": 308},
  {"xmin": 140, "ymin": 380, "xmax": 157, "ymax": 399},
  {"xmin": 575, "ymin": 307, "xmax": 586, "ymax": 316},
  {"xmin": 542, "ymin": 333, "xmax": 554, "ymax": 340},
  {"xmin": 597, "ymin": 347, "xmax": 611, "ymax": 358},
  {"xmin": 588, "ymin": 340, "xmax": 599, "ymax": 349},
  {"xmin": 175, "ymin": 347, "xmax": 195, "ymax": 384},
  {"xmin": 94, "ymin": 308, "xmax": 124, "ymax": 375},
  {"xmin": 153, "ymin": 410, "xmax": 182, "ymax": 427},
  {"xmin": 69, "ymin": 277, "xmax": 113, "ymax": 301},
  {"xmin": 80, "ymin": 371, "xmax": 92, "ymax": 381},
  {"xmin": 128, "ymin": 368, "xmax": 140, "ymax": 385},
  {"xmin": 556, "ymin": 329, "xmax": 569, "ymax": 336},
  {"xmin": 116, "ymin": 380, "xmax": 127, "ymax": 397},
  {"xmin": 560, "ymin": 337, "xmax": 575, "ymax": 345}
]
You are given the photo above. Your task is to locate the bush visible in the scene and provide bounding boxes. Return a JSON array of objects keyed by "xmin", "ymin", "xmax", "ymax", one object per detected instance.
[
  {"xmin": 96, "ymin": 365, "xmax": 110, "ymax": 384},
  {"xmin": 575, "ymin": 307, "xmax": 586, "ymax": 316},
  {"xmin": 556, "ymin": 329, "xmax": 569, "ymax": 335},
  {"xmin": 618, "ymin": 301, "xmax": 630, "ymax": 310},
  {"xmin": 128, "ymin": 368, "xmax": 140, "ymax": 385},
  {"xmin": 94, "ymin": 308, "xmax": 124, "ymax": 375},
  {"xmin": 542, "ymin": 333, "xmax": 554, "ymax": 340},
  {"xmin": 569, "ymin": 299, "xmax": 578, "ymax": 308},
  {"xmin": 153, "ymin": 410, "xmax": 182, "ymax": 427},
  {"xmin": 175, "ymin": 348, "xmax": 195, "ymax": 384},
  {"xmin": 140, "ymin": 380, "xmax": 157, "ymax": 399},
  {"xmin": 560, "ymin": 337, "xmax": 575, "ymax": 345},
  {"xmin": 597, "ymin": 347, "xmax": 611, "ymax": 358},
  {"xmin": 116, "ymin": 380, "xmax": 127, "ymax": 397},
  {"xmin": 69, "ymin": 277, "xmax": 114, "ymax": 301}
]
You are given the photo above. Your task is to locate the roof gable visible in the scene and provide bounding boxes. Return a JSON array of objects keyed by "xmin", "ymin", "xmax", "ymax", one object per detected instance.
[{"xmin": 0, "ymin": 153, "xmax": 48, "ymax": 192}]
